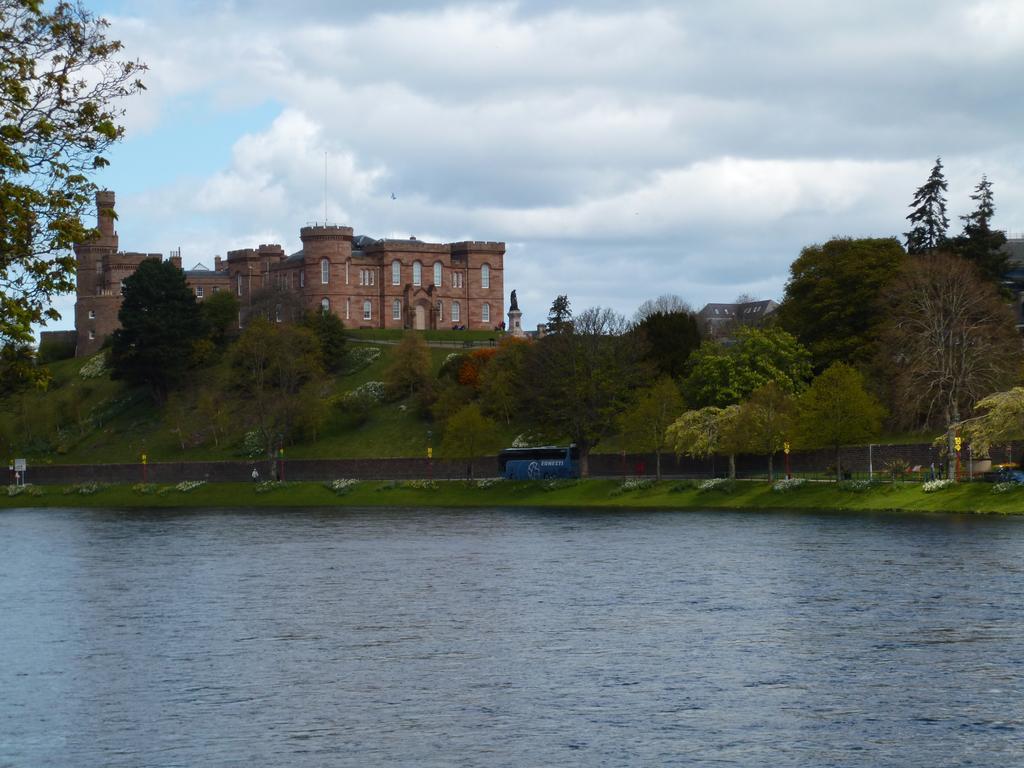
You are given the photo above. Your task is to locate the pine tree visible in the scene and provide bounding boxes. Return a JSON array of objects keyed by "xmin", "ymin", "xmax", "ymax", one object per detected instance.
[
  {"xmin": 905, "ymin": 157, "xmax": 949, "ymax": 255},
  {"xmin": 546, "ymin": 295, "xmax": 573, "ymax": 334},
  {"xmin": 954, "ymin": 175, "xmax": 1008, "ymax": 284}
]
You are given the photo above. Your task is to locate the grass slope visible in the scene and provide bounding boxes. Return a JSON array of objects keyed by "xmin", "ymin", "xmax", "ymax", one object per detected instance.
[{"xmin": 4, "ymin": 479, "xmax": 1023, "ymax": 515}]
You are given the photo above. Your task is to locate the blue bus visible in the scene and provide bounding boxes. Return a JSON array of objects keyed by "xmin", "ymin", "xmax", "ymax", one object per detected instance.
[{"xmin": 499, "ymin": 445, "xmax": 580, "ymax": 480}]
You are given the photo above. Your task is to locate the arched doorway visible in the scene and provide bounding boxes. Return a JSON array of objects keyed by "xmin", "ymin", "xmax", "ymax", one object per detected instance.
[{"xmin": 414, "ymin": 304, "xmax": 426, "ymax": 330}]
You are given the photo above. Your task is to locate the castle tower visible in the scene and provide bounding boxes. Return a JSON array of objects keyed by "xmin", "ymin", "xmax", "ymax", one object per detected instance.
[
  {"xmin": 300, "ymin": 224, "xmax": 353, "ymax": 319},
  {"xmin": 73, "ymin": 190, "xmax": 121, "ymax": 357}
]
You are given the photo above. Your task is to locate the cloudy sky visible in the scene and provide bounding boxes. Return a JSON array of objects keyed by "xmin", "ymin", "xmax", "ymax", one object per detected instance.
[{"xmin": 50, "ymin": 0, "xmax": 1024, "ymax": 330}]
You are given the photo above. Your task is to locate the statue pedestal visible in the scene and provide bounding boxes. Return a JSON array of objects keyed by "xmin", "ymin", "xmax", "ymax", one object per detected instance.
[{"xmin": 507, "ymin": 308, "xmax": 524, "ymax": 337}]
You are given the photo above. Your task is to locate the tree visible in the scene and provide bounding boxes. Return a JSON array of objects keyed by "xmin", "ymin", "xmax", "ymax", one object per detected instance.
[
  {"xmin": 739, "ymin": 382, "xmax": 795, "ymax": 481},
  {"xmin": 520, "ymin": 306, "xmax": 648, "ymax": 475},
  {"xmin": 383, "ymin": 332, "xmax": 432, "ymax": 401},
  {"xmin": 795, "ymin": 363, "xmax": 885, "ymax": 481},
  {"xmin": 616, "ymin": 376, "xmax": 685, "ymax": 480},
  {"xmin": 440, "ymin": 403, "xmax": 502, "ymax": 478},
  {"xmin": 229, "ymin": 319, "xmax": 325, "ymax": 458},
  {"xmin": 109, "ymin": 258, "xmax": 206, "ymax": 401},
  {"xmin": 634, "ymin": 310, "xmax": 702, "ymax": 379},
  {"xmin": 479, "ymin": 336, "xmax": 530, "ymax": 425},
  {"xmin": 667, "ymin": 404, "xmax": 743, "ymax": 479},
  {"xmin": 301, "ymin": 309, "xmax": 346, "ymax": 372},
  {"xmin": 878, "ymin": 252, "xmax": 1021, "ymax": 476},
  {"xmin": 0, "ymin": 1, "xmax": 145, "ymax": 348},
  {"xmin": 953, "ymin": 175, "xmax": 1008, "ymax": 285},
  {"xmin": 905, "ymin": 157, "xmax": 949, "ymax": 255},
  {"xmin": 632, "ymin": 294, "xmax": 691, "ymax": 324},
  {"xmin": 961, "ymin": 388, "xmax": 1024, "ymax": 460},
  {"xmin": 775, "ymin": 237, "xmax": 906, "ymax": 371},
  {"xmin": 0, "ymin": 342, "xmax": 47, "ymax": 398},
  {"xmin": 683, "ymin": 325, "xmax": 812, "ymax": 408},
  {"xmin": 200, "ymin": 290, "xmax": 240, "ymax": 347},
  {"xmin": 546, "ymin": 294, "xmax": 572, "ymax": 334}
]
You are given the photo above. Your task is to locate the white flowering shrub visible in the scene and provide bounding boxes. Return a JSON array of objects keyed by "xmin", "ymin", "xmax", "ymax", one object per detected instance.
[
  {"xmin": 78, "ymin": 353, "xmax": 107, "ymax": 379},
  {"xmin": 541, "ymin": 479, "xmax": 578, "ymax": 492},
  {"xmin": 992, "ymin": 482, "xmax": 1018, "ymax": 494},
  {"xmin": 443, "ymin": 352, "xmax": 462, "ymax": 367},
  {"xmin": 255, "ymin": 480, "xmax": 286, "ymax": 494},
  {"xmin": 402, "ymin": 479, "xmax": 438, "ymax": 490},
  {"xmin": 474, "ymin": 478, "xmax": 499, "ymax": 489},
  {"xmin": 511, "ymin": 433, "xmax": 540, "ymax": 448},
  {"xmin": 922, "ymin": 479, "xmax": 955, "ymax": 493},
  {"xmin": 175, "ymin": 480, "xmax": 206, "ymax": 492},
  {"xmin": 837, "ymin": 479, "xmax": 878, "ymax": 492},
  {"xmin": 772, "ymin": 478, "xmax": 807, "ymax": 492},
  {"xmin": 344, "ymin": 381, "xmax": 385, "ymax": 404},
  {"xmin": 611, "ymin": 478, "xmax": 655, "ymax": 496},
  {"xmin": 63, "ymin": 482, "xmax": 104, "ymax": 495},
  {"xmin": 346, "ymin": 346, "xmax": 382, "ymax": 373},
  {"xmin": 698, "ymin": 478, "xmax": 735, "ymax": 493},
  {"xmin": 327, "ymin": 479, "xmax": 359, "ymax": 495},
  {"xmin": 132, "ymin": 483, "xmax": 158, "ymax": 495},
  {"xmin": 240, "ymin": 430, "xmax": 264, "ymax": 458},
  {"xmin": 7, "ymin": 485, "xmax": 42, "ymax": 497}
]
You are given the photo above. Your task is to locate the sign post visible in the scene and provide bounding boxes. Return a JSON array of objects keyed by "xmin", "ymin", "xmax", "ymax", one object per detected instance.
[
  {"xmin": 141, "ymin": 453, "xmax": 147, "ymax": 483},
  {"xmin": 783, "ymin": 442, "xmax": 791, "ymax": 480},
  {"xmin": 14, "ymin": 458, "xmax": 26, "ymax": 486},
  {"xmin": 278, "ymin": 447, "xmax": 285, "ymax": 482},
  {"xmin": 954, "ymin": 435, "xmax": 962, "ymax": 482}
]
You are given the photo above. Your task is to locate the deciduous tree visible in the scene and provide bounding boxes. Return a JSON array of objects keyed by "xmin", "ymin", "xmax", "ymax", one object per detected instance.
[
  {"xmin": 0, "ymin": 1, "xmax": 145, "ymax": 348},
  {"xmin": 775, "ymin": 237, "xmax": 906, "ymax": 371},
  {"xmin": 520, "ymin": 307, "xmax": 647, "ymax": 475},
  {"xmin": 634, "ymin": 310, "xmax": 702, "ymax": 379},
  {"xmin": 878, "ymin": 252, "xmax": 1021, "ymax": 476},
  {"xmin": 739, "ymin": 381, "xmax": 795, "ymax": 481},
  {"xmin": 795, "ymin": 363, "xmax": 884, "ymax": 481},
  {"xmin": 632, "ymin": 294, "xmax": 691, "ymax": 324},
  {"xmin": 683, "ymin": 325, "xmax": 811, "ymax": 408},
  {"xmin": 616, "ymin": 376, "xmax": 685, "ymax": 480},
  {"xmin": 667, "ymin": 404, "xmax": 743, "ymax": 479},
  {"xmin": 440, "ymin": 403, "xmax": 502, "ymax": 478},
  {"xmin": 383, "ymin": 332, "xmax": 432, "ymax": 401}
]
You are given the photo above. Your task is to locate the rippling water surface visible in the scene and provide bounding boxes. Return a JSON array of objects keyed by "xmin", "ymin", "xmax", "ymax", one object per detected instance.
[{"xmin": 1, "ymin": 507, "xmax": 1022, "ymax": 766}]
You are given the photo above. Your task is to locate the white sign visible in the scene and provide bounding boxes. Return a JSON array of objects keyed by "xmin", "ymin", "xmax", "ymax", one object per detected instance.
[{"xmin": 14, "ymin": 458, "xmax": 26, "ymax": 472}]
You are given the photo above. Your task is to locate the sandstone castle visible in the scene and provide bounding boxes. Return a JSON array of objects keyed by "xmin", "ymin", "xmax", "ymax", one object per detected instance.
[{"xmin": 72, "ymin": 191, "xmax": 505, "ymax": 356}]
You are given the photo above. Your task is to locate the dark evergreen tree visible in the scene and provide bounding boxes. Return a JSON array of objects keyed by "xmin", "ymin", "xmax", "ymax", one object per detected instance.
[
  {"xmin": 905, "ymin": 157, "xmax": 949, "ymax": 255},
  {"xmin": 953, "ymin": 175, "xmax": 1008, "ymax": 285},
  {"xmin": 634, "ymin": 310, "xmax": 702, "ymax": 379},
  {"xmin": 301, "ymin": 309, "xmax": 347, "ymax": 373},
  {"xmin": 546, "ymin": 295, "xmax": 573, "ymax": 334},
  {"xmin": 109, "ymin": 258, "xmax": 206, "ymax": 402}
]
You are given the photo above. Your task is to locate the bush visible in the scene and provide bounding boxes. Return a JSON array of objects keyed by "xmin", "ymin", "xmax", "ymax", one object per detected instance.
[
  {"xmin": 837, "ymin": 479, "xmax": 879, "ymax": 492},
  {"xmin": 771, "ymin": 478, "xmax": 807, "ymax": 492},
  {"xmin": 78, "ymin": 353, "xmax": 107, "ymax": 379},
  {"xmin": 698, "ymin": 478, "xmax": 735, "ymax": 493},
  {"xmin": 992, "ymin": 482, "xmax": 1019, "ymax": 494},
  {"xmin": 401, "ymin": 479, "xmax": 437, "ymax": 490},
  {"xmin": 254, "ymin": 480, "xmax": 285, "ymax": 494},
  {"xmin": 922, "ymin": 478, "xmax": 954, "ymax": 493},
  {"xmin": 344, "ymin": 345, "xmax": 382, "ymax": 374},
  {"xmin": 175, "ymin": 480, "xmax": 206, "ymax": 492},
  {"xmin": 611, "ymin": 478, "xmax": 655, "ymax": 496},
  {"xmin": 326, "ymin": 479, "xmax": 359, "ymax": 495}
]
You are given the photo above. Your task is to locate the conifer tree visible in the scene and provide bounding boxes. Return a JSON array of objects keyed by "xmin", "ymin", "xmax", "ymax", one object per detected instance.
[
  {"xmin": 954, "ymin": 175, "xmax": 1008, "ymax": 284},
  {"xmin": 905, "ymin": 157, "xmax": 949, "ymax": 255}
]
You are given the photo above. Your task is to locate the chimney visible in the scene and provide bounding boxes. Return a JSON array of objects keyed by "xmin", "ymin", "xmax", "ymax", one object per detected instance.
[
  {"xmin": 215, "ymin": 255, "xmax": 223, "ymax": 272},
  {"xmin": 96, "ymin": 190, "xmax": 116, "ymax": 238}
]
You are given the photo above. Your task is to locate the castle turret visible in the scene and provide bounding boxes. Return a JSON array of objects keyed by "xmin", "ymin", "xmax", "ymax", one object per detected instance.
[{"xmin": 73, "ymin": 190, "xmax": 122, "ymax": 356}]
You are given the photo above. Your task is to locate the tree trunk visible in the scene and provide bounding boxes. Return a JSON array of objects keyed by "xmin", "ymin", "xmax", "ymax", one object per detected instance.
[
  {"xmin": 655, "ymin": 449, "xmax": 662, "ymax": 481},
  {"xmin": 728, "ymin": 453, "xmax": 736, "ymax": 480},
  {"xmin": 580, "ymin": 448, "xmax": 589, "ymax": 478},
  {"xmin": 768, "ymin": 453, "xmax": 774, "ymax": 482},
  {"xmin": 835, "ymin": 445, "xmax": 842, "ymax": 482}
]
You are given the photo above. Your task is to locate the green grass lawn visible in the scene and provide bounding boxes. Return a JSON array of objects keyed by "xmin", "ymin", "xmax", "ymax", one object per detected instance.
[{"xmin": 4, "ymin": 478, "xmax": 1023, "ymax": 515}]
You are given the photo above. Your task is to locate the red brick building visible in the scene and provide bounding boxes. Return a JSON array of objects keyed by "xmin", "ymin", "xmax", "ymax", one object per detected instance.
[{"xmin": 72, "ymin": 191, "xmax": 505, "ymax": 356}]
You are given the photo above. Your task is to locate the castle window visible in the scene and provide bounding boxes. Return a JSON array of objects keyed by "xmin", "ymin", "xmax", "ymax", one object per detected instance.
[
  {"xmin": 88, "ymin": 330, "xmax": 95, "ymax": 340},
  {"xmin": 275, "ymin": 304, "xmax": 282, "ymax": 323},
  {"xmin": 321, "ymin": 259, "xmax": 330, "ymax": 284},
  {"xmin": 413, "ymin": 261, "xmax": 422, "ymax": 286},
  {"xmin": 392, "ymin": 299, "xmax": 401, "ymax": 320},
  {"xmin": 433, "ymin": 262, "xmax": 442, "ymax": 287},
  {"xmin": 119, "ymin": 280, "xmax": 126, "ymax": 295},
  {"xmin": 363, "ymin": 300, "xmax": 372, "ymax": 321},
  {"xmin": 452, "ymin": 301, "xmax": 460, "ymax": 322},
  {"xmin": 482, "ymin": 302, "xmax": 490, "ymax": 323},
  {"xmin": 213, "ymin": 286, "xmax": 219, "ymax": 293},
  {"xmin": 321, "ymin": 297, "xmax": 330, "ymax": 313},
  {"xmin": 345, "ymin": 298, "xmax": 350, "ymax": 320},
  {"xmin": 237, "ymin": 274, "xmax": 243, "ymax": 296},
  {"xmin": 453, "ymin": 272, "xmax": 463, "ymax": 289},
  {"xmin": 300, "ymin": 270, "xmax": 305, "ymax": 288},
  {"xmin": 436, "ymin": 300, "xmax": 443, "ymax": 322},
  {"xmin": 195, "ymin": 286, "xmax": 204, "ymax": 298},
  {"xmin": 392, "ymin": 261, "xmax": 401, "ymax": 285},
  {"xmin": 88, "ymin": 309, "xmax": 95, "ymax": 319},
  {"xmin": 345, "ymin": 261, "xmax": 350, "ymax": 285},
  {"xmin": 481, "ymin": 264, "xmax": 490, "ymax": 289}
]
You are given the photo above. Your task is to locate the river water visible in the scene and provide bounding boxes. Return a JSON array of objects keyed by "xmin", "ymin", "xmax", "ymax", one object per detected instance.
[{"xmin": 1, "ymin": 507, "xmax": 1022, "ymax": 767}]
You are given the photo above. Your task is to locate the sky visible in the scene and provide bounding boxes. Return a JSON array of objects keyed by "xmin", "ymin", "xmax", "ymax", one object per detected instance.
[{"xmin": 46, "ymin": 0, "xmax": 1024, "ymax": 332}]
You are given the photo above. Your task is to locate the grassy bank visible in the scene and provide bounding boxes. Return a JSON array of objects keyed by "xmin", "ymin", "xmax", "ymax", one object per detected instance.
[{"xmin": 3, "ymin": 479, "xmax": 1024, "ymax": 515}]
